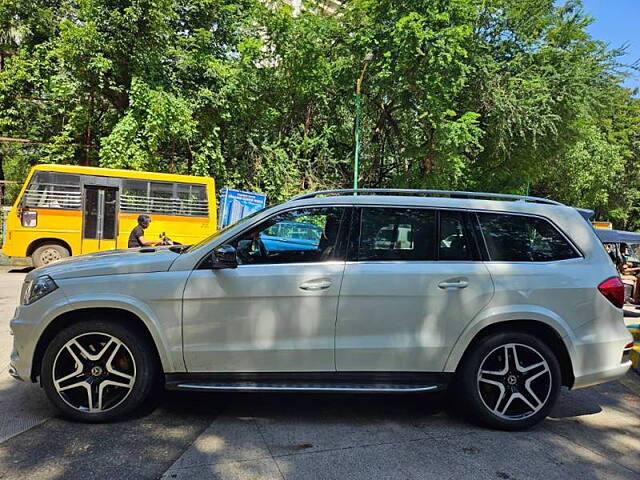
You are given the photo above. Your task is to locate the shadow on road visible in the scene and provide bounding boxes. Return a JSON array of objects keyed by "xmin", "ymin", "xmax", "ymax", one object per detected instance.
[
  {"xmin": 8, "ymin": 267, "xmax": 34, "ymax": 274},
  {"xmin": 0, "ymin": 374, "xmax": 638, "ymax": 480}
]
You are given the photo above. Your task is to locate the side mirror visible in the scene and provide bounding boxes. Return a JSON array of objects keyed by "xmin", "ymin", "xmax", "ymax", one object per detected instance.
[{"xmin": 212, "ymin": 244, "xmax": 238, "ymax": 269}]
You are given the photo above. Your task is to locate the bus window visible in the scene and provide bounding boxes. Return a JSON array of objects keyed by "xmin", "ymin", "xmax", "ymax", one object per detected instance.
[
  {"xmin": 23, "ymin": 172, "xmax": 81, "ymax": 209},
  {"xmin": 150, "ymin": 182, "xmax": 174, "ymax": 215},
  {"xmin": 121, "ymin": 180, "xmax": 208, "ymax": 216},
  {"xmin": 121, "ymin": 180, "xmax": 150, "ymax": 213},
  {"xmin": 176, "ymin": 184, "xmax": 208, "ymax": 216}
]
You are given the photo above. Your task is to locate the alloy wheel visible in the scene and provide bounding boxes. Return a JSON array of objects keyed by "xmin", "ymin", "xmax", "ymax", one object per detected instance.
[
  {"xmin": 52, "ymin": 332, "xmax": 136, "ymax": 413},
  {"xmin": 477, "ymin": 343, "xmax": 552, "ymax": 421}
]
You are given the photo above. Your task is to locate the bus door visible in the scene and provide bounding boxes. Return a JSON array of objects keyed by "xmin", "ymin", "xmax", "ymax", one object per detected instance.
[{"xmin": 82, "ymin": 185, "xmax": 119, "ymax": 253}]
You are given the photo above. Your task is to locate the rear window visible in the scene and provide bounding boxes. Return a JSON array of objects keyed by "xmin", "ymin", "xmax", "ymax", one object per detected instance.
[{"xmin": 477, "ymin": 212, "xmax": 579, "ymax": 262}]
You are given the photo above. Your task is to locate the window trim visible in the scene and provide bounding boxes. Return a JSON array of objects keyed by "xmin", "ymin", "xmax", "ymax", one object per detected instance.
[
  {"xmin": 473, "ymin": 210, "xmax": 584, "ymax": 263},
  {"xmin": 196, "ymin": 205, "xmax": 353, "ymax": 269}
]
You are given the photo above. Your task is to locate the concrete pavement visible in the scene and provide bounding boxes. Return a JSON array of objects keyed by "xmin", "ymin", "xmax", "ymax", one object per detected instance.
[
  {"xmin": 0, "ymin": 267, "xmax": 638, "ymax": 479},
  {"xmin": 0, "ymin": 268, "xmax": 55, "ymax": 444}
]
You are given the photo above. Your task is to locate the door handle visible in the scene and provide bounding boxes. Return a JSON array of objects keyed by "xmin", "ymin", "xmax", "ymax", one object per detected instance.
[
  {"xmin": 299, "ymin": 280, "xmax": 332, "ymax": 291},
  {"xmin": 438, "ymin": 280, "xmax": 469, "ymax": 290}
]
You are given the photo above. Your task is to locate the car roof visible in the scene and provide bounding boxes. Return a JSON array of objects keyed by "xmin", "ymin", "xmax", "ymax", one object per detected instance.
[{"xmin": 284, "ymin": 194, "xmax": 576, "ymax": 218}]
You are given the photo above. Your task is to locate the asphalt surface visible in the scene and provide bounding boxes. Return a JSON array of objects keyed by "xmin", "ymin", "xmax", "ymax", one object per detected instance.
[{"xmin": 0, "ymin": 267, "xmax": 639, "ymax": 479}]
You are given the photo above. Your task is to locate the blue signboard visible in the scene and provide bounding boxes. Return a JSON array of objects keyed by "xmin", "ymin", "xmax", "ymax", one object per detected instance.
[{"xmin": 218, "ymin": 188, "xmax": 267, "ymax": 228}]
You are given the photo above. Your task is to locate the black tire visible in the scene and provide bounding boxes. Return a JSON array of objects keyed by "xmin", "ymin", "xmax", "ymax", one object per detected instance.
[
  {"xmin": 457, "ymin": 331, "xmax": 561, "ymax": 431},
  {"xmin": 32, "ymin": 243, "xmax": 70, "ymax": 268},
  {"xmin": 40, "ymin": 318, "xmax": 159, "ymax": 422}
]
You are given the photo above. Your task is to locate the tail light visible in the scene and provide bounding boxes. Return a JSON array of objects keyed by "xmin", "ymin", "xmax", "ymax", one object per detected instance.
[{"xmin": 598, "ymin": 277, "xmax": 625, "ymax": 308}]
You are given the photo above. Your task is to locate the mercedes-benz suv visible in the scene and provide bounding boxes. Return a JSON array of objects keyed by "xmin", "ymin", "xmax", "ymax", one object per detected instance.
[{"xmin": 9, "ymin": 189, "xmax": 633, "ymax": 430}]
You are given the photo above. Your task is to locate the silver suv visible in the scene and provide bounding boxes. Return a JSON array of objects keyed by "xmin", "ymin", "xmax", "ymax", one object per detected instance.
[{"xmin": 9, "ymin": 190, "xmax": 633, "ymax": 430}]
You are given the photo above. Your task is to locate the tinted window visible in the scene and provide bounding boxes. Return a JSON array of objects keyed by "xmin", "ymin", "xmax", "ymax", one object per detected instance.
[
  {"xmin": 477, "ymin": 213, "xmax": 579, "ymax": 262},
  {"xmin": 232, "ymin": 207, "xmax": 345, "ymax": 265},
  {"xmin": 83, "ymin": 187, "xmax": 99, "ymax": 238},
  {"xmin": 439, "ymin": 211, "xmax": 472, "ymax": 261},
  {"xmin": 359, "ymin": 208, "xmax": 436, "ymax": 261}
]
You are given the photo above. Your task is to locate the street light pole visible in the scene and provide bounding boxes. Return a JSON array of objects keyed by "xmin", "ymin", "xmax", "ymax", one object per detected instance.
[{"xmin": 354, "ymin": 53, "xmax": 372, "ymax": 191}]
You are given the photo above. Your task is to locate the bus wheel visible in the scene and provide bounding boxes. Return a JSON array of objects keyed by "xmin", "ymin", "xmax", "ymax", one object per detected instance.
[{"xmin": 32, "ymin": 244, "xmax": 70, "ymax": 268}]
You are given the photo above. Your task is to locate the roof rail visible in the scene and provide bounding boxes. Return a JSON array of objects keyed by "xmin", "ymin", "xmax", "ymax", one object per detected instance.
[{"xmin": 289, "ymin": 189, "xmax": 564, "ymax": 206}]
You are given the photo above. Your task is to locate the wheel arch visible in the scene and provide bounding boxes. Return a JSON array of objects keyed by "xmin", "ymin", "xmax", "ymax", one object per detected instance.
[
  {"xmin": 447, "ymin": 319, "xmax": 575, "ymax": 388},
  {"xmin": 26, "ymin": 238, "xmax": 73, "ymax": 257},
  {"xmin": 31, "ymin": 306, "xmax": 168, "ymax": 382}
]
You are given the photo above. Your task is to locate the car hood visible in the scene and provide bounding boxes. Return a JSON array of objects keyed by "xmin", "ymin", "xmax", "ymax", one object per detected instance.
[{"xmin": 27, "ymin": 248, "xmax": 180, "ymax": 281}]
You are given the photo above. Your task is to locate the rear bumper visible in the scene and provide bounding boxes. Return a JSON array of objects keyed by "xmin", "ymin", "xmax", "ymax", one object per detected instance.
[
  {"xmin": 570, "ymin": 332, "xmax": 633, "ymax": 389},
  {"xmin": 573, "ymin": 360, "xmax": 631, "ymax": 389}
]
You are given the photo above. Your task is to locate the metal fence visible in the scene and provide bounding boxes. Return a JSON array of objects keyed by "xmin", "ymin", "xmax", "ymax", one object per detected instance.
[
  {"xmin": 1, "ymin": 206, "xmax": 10, "ymax": 248},
  {"xmin": 1, "ymin": 180, "xmax": 19, "ymax": 250}
]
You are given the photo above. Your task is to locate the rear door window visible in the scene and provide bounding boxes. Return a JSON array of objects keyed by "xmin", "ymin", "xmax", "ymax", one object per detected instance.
[
  {"xmin": 477, "ymin": 212, "xmax": 579, "ymax": 262},
  {"xmin": 439, "ymin": 211, "xmax": 473, "ymax": 261},
  {"xmin": 358, "ymin": 208, "xmax": 436, "ymax": 261}
]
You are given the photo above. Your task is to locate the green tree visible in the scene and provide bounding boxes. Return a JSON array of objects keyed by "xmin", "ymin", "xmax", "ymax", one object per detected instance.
[{"xmin": 0, "ymin": 0, "xmax": 638, "ymax": 226}]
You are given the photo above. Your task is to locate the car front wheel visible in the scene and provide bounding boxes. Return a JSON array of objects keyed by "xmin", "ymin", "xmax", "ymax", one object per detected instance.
[
  {"xmin": 40, "ymin": 319, "xmax": 159, "ymax": 422},
  {"xmin": 458, "ymin": 331, "xmax": 562, "ymax": 430}
]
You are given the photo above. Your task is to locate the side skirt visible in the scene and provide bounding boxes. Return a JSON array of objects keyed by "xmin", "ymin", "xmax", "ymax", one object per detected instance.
[{"xmin": 164, "ymin": 372, "xmax": 452, "ymax": 394}]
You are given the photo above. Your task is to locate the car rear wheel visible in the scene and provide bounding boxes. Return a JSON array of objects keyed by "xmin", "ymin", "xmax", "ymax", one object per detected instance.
[
  {"xmin": 40, "ymin": 319, "xmax": 159, "ymax": 422},
  {"xmin": 32, "ymin": 243, "xmax": 70, "ymax": 268},
  {"xmin": 457, "ymin": 331, "xmax": 561, "ymax": 430}
]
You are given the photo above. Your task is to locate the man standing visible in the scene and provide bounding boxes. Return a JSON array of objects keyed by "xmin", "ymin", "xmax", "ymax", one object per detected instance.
[{"xmin": 128, "ymin": 215, "xmax": 158, "ymax": 248}]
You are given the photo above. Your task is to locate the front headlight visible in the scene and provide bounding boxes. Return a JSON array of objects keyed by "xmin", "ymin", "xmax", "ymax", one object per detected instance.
[{"xmin": 21, "ymin": 276, "xmax": 58, "ymax": 305}]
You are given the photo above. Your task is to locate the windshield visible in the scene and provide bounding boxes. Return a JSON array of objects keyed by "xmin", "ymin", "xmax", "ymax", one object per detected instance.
[{"xmin": 186, "ymin": 207, "xmax": 267, "ymax": 253}]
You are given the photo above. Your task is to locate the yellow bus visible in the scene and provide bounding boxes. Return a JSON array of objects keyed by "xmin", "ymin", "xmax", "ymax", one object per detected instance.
[{"xmin": 1, "ymin": 164, "xmax": 216, "ymax": 267}]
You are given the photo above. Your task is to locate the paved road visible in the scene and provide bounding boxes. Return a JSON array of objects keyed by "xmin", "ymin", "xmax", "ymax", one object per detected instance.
[{"xmin": 0, "ymin": 268, "xmax": 639, "ymax": 479}]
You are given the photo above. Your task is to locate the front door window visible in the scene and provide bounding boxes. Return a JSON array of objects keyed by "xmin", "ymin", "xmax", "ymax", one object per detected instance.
[{"xmin": 232, "ymin": 207, "xmax": 346, "ymax": 265}]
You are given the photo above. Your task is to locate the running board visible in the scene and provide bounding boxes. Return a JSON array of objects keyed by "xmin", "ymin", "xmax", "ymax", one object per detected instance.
[{"xmin": 166, "ymin": 382, "xmax": 444, "ymax": 394}]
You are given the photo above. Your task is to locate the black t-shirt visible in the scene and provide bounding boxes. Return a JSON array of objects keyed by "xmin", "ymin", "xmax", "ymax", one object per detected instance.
[{"xmin": 128, "ymin": 225, "xmax": 145, "ymax": 248}]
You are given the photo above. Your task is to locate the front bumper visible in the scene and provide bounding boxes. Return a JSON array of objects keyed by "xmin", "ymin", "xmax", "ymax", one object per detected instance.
[
  {"xmin": 9, "ymin": 314, "xmax": 39, "ymax": 382},
  {"xmin": 8, "ymin": 288, "xmax": 70, "ymax": 382}
]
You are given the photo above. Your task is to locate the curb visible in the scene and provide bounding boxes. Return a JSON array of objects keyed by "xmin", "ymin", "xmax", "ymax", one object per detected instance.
[{"xmin": 0, "ymin": 254, "xmax": 31, "ymax": 267}]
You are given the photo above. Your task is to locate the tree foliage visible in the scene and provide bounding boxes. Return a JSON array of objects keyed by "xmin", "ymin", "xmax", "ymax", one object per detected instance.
[{"xmin": 1, "ymin": 0, "xmax": 638, "ymax": 224}]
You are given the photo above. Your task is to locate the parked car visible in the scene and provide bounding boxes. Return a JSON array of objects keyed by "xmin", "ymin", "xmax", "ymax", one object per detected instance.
[
  {"xmin": 260, "ymin": 220, "xmax": 323, "ymax": 252},
  {"xmin": 9, "ymin": 189, "xmax": 633, "ymax": 430}
]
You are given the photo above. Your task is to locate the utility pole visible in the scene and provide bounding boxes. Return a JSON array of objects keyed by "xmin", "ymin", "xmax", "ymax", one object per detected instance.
[{"xmin": 354, "ymin": 53, "xmax": 373, "ymax": 191}]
